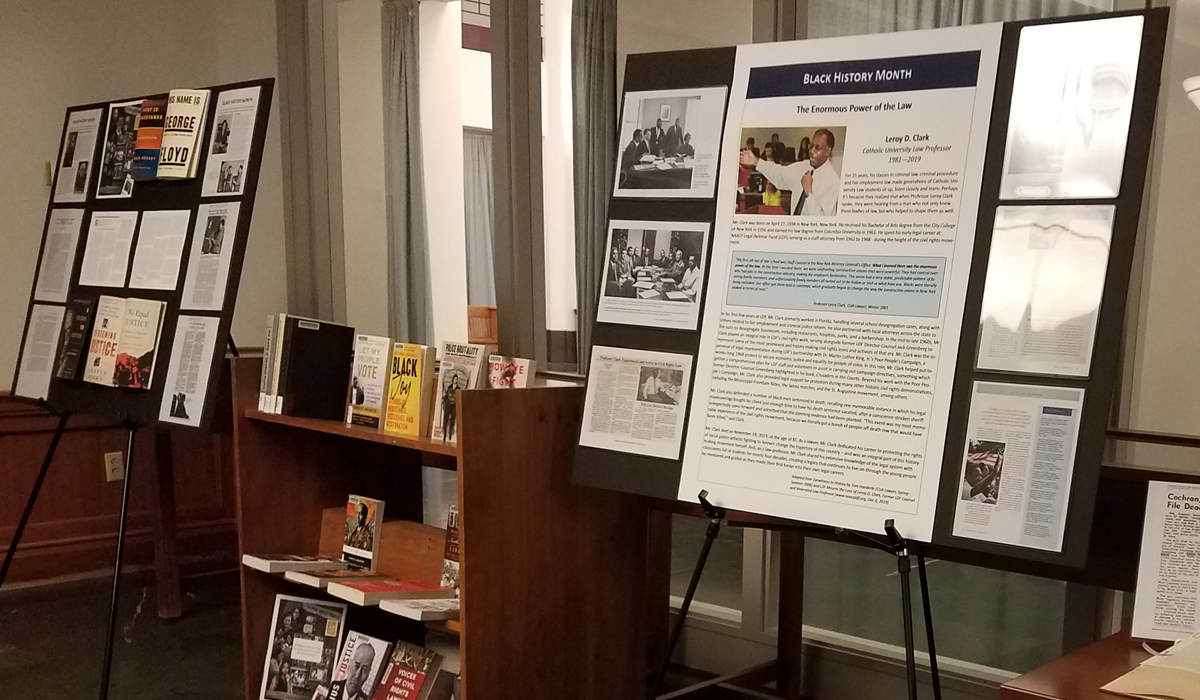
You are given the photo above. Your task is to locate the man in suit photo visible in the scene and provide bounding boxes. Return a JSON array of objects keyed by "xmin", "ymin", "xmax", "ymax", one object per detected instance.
[
  {"xmin": 665, "ymin": 117, "xmax": 684, "ymax": 157},
  {"xmin": 647, "ymin": 118, "xmax": 667, "ymax": 156},
  {"xmin": 620, "ymin": 129, "xmax": 649, "ymax": 176},
  {"xmin": 677, "ymin": 133, "xmax": 695, "ymax": 158}
]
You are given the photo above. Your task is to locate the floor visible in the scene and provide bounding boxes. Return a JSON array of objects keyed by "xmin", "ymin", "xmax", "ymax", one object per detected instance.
[{"xmin": 0, "ymin": 571, "xmax": 244, "ymax": 700}]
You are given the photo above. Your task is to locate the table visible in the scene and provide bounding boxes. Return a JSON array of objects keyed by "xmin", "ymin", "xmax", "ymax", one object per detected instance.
[
  {"xmin": 999, "ymin": 631, "xmax": 1150, "ymax": 700},
  {"xmin": 624, "ymin": 161, "xmax": 693, "ymax": 189}
]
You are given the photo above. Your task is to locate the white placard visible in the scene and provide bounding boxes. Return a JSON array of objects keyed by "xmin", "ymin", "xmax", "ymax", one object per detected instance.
[
  {"xmin": 1133, "ymin": 481, "xmax": 1200, "ymax": 642},
  {"xmin": 180, "ymin": 202, "xmax": 240, "ymax": 310},
  {"xmin": 677, "ymin": 25, "xmax": 1003, "ymax": 540},
  {"xmin": 202, "ymin": 86, "xmax": 260, "ymax": 197},
  {"xmin": 158, "ymin": 315, "xmax": 221, "ymax": 427},
  {"xmin": 596, "ymin": 219, "xmax": 711, "ymax": 331},
  {"xmin": 129, "ymin": 210, "xmax": 192, "ymax": 290},
  {"xmin": 14, "ymin": 305, "xmax": 66, "ymax": 400},
  {"xmin": 614, "ymin": 87, "xmax": 728, "ymax": 199},
  {"xmin": 951, "ymin": 382, "xmax": 1084, "ymax": 553},
  {"xmin": 79, "ymin": 211, "xmax": 138, "ymax": 287},
  {"xmin": 53, "ymin": 108, "xmax": 101, "ymax": 203},
  {"xmin": 33, "ymin": 209, "xmax": 85, "ymax": 303},
  {"xmin": 580, "ymin": 346, "xmax": 693, "ymax": 460}
]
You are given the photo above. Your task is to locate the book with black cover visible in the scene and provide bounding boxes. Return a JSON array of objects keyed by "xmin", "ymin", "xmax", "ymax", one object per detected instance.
[
  {"xmin": 54, "ymin": 298, "xmax": 94, "ymax": 380},
  {"xmin": 277, "ymin": 316, "xmax": 355, "ymax": 421}
]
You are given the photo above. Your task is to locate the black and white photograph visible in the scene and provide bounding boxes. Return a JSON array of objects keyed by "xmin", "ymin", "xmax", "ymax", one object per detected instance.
[
  {"xmin": 62, "ymin": 131, "xmax": 78, "ymax": 167},
  {"xmin": 637, "ymin": 366, "xmax": 683, "ymax": 406},
  {"xmin": 169, "ymin": 392, "xmax": 190, "ymax": 420},
  {"xmin": 613, "ymin": 86, "xmax": 727, "ymax": 199},
  {"xmin": 734, "ymin": 126, "xmax": 847, "ymax": 216},
  {"xmin": 72, "ymin": 161, "xmax": 88, "ymax": 194},
  {"xmin": 960, "ymin": 440, "xmax": 1005, "ymax": 505},
  {"xmin": 1001, "ymin": 15, "xmax": 1143, "ymax": 200},
  {"xmin": 213, "ymin": 116, "xmax": 232, "ymax": 154},
  {"xmin": 260, "ymin": 594, "xmax": 347, "ymax": 700},
  {"xmin": 596, "ymin": 219, "xmax": 710, "ymax": 331},
  {"xmin": 217, "ymin": 159, "xmax": 245, "ymax": 194},
  {"xmin": 201, "ymin": 214, "xmax": 226, "ymax": 255},
  {"xmin": 96, "ymin": 99, "xmax": 141, "ymax": 199}
]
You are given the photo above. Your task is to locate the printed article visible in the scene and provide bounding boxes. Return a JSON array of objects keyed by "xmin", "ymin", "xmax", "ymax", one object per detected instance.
[
  {"xmin": 79, "ymin": 211, "xmax": 139, "ymax": 287},
  {"xmin": 677, "ymin": 25, "xmax": 1002, "ymax": 539},
  {"xmin": 614, "ymin": 87, "xmax": 728, "ymax": 199},
  {"xmin": 1132, "ymin": 481, "xmax": 1200, "ymax": 641},
  {"xmin": 181, "ymin": 202, "xmax": 241, "ymax": 310},
  {"xmin": 129, "ymin": 210, "xmax": 191, "ymax": 290},
  {"xmin": 202, "ymin": 86, "xmax": 260, "ymax": 197},
  {"xmin": 54, "ymin": 108, "xmax": 101, "ymax": 203},
  {"xmin": 596, "ymin": 220, "xmax": 710, "ymax": 331},
  {"xmin": 33, "ymin": 209, "xmax": 85, "ymax": 303},
  {"xmin": 951, "ymin": 382, "xmax": 1084, "ymax": 552},
  {"xmin": 580, "ymin": 346, "xmax": 693, "ymax": 460},
  {"xmin": 977, "ymin": 205, "xmax": 1114, "ymax": 377},
  {"xmin": 159, "ymin": 315, "xmax": 220, "ymax": 427},
  {"xmin": 96, "ymin": 100, "xmax": 142, "ymax": 199},
  {"xmin": 13, "ymin": 305, "xmax": 66, "ymax": 400}
]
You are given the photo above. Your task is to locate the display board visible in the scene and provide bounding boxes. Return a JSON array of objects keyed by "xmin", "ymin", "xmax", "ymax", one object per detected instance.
[
  {"xmin": 11, "ymin": 79, "xmax": 274, "ymax": 432},
  {"xmin": 573, "ymin": 10, "xmax": 1168, "ymax": 568}
]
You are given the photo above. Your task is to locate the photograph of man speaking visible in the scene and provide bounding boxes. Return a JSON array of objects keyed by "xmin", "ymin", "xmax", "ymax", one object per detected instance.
[{"xmin": 737, "ymin": 126, "xmax": 844, "ymax": 216}]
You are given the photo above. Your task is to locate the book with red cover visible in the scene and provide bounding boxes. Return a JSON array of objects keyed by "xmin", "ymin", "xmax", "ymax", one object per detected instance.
[
  {"xmin": 370, "ymin": 641, "xmax": 447, "ymax": 700},
  {"xmin": 325, "ymin": 579, "xmax": 455, "ymax": 606}
]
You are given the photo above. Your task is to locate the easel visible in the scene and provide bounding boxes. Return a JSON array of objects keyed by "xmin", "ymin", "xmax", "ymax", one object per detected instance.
[{"xmin": 656, "ymin": 493, "xmax": 942, "ymax": 700}]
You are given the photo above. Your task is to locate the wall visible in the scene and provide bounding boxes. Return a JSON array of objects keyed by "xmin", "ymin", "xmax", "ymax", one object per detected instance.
[
  {"xmin": 617, "ymin": 0, "xmax": 756, "ymax": 92},
  {"xmin": 0, "ymin": 0, "xmax": 287, "ymax": 385}
]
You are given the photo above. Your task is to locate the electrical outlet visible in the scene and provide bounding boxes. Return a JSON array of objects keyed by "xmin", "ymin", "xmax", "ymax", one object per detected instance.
[{"xmin": 104, "ymin": 452, "xmax": 125, "ymax": 482}]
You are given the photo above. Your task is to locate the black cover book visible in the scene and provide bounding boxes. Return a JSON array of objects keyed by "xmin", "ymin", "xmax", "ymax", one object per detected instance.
[
  {"xmin": 277, "ymin": 316, "xmax": 355, "ymax": 421},
  {"xmin": 54, "ymin": 298, "xmax": 94, "ymax": 380}
]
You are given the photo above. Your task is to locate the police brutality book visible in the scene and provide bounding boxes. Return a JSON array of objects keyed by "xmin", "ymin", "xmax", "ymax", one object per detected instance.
[
  {"xmin": 82, "ymin": 296, "xmax": 166, "ymax": 389},
  {"xmin": 487, "ymin": 355, "xmax": 535, "ymax": 388},
  {"xmin": 242, "ymin": 553, "xmax": 348, "ymax": 574},
  {"xmin": 157, "ymin": 89, "xmax": 210, "ymax": 179},
  {"xmin": 383, "ymin": 343, "xmax": 436, "ymax": 439},
  {"xmin": 259, "ymin": 594, "xmax": 347, "ymax": 700},
  {"xmin": 347, "ymin": 334, "xmax": 392, "ymax": 429},
  {"xmin": 343, "ymin": 495, "xmax": 385, "ymax": 571},
  {"xmin": 326, "ymin": 630, "xmax": 391, "ymax": 700},
  {"xmin": 430, "ymin": 343, "xmax": 487, "ymax": 444}
]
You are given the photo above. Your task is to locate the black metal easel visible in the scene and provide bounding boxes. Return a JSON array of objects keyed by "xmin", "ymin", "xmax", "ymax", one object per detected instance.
[
  {"xmin": 97, "ymin": 418, "xmax": 140, "ymax": 700},
  {"xmin": 0, "ymin": 407, "xmax": 70, "ymax": 589}
]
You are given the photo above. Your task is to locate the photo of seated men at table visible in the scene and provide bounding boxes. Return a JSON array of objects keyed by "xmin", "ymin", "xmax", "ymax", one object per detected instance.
[
  {"xmin": 603, "ymin": 225, "xmax": 706, "ymax": 304},
  {"xmin": 734, "ymin": 126, "xmax": 846, "ymax": 217},
  {"xmin": 615, "ymin": 90, "xmax": 717, "ymax": 192}
]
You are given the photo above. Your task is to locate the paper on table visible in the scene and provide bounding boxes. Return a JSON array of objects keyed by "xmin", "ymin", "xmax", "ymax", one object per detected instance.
[
  {"xmin": 1132, "ymin": 482, "xmax": 1200, "ymax": 641},
  {"xmin": 79, "ymin": 211, "xmax": 138, "ymax": 287},
  {"xmin": 33, "ymin": 209, "xmax": 85, "ymax": 303},
  {"xmin": 201, "ymin": 86, "xmax": 260, "ymax": 197},
  {"xmin": 129, "ymin": 210, "xmax": 191, "ymax": 290},
  {"xmin": 158, "ymin": 315, "xmax": 220, "ymax": 427},
  {"xmin": 180, "ymin": 202, "xmax": 240, "ymax": 310},
  {"xmin": 14, "ymin": 305, "xmax": 66, "ymax": 400}
]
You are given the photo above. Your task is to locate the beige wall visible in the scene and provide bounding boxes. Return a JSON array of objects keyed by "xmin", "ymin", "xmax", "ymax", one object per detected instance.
[
  {"xmin": 0, "ymin": 0, "xmax": 286, "ymax": 386},
  {"xmin": 617, "ymin": 0, "xmax": 755, "ymax": 90}
]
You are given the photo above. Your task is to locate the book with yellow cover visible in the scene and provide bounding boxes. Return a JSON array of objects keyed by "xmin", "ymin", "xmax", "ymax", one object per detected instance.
[{"xmin": 383, "ymin": 343, "xmax": 436, "ymax": 439}]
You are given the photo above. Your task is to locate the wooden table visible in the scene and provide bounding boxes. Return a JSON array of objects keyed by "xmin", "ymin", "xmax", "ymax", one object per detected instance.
[{"xmin": 1000, "ymin": 631, "xmax": 1150, "ymax": 700}]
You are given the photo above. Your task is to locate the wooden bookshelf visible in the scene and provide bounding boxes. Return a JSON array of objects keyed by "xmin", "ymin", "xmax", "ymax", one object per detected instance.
[{"xmin": 228, "ymin": 356, "xmax": 652, "ymax": 700}]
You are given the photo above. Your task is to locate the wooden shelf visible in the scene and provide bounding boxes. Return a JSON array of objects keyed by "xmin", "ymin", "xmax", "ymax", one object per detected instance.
[{"xmin": 245, "ymin": 408, "xmax": 459, "ymax": 461}]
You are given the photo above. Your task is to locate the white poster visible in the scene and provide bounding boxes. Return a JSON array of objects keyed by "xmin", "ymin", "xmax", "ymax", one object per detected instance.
[
  {"xmin": 977, "ymin": 205, "xmax": 1114, "ymax": 377},
  {"xmin": 580, "ymin": 346, "xmax": 693, "ymax": 460},
  {"xmin": 54, "ymin": 108, "xmax": 101, "ymax": 203},
  {"xmin": 33, "ymin": 209, "xmax": 85, "ymax": 303},
  {"xmin": 677, "ymin": 25, "xmax": 1002, "ymax": 540},
  {"xmin": 14, "ymin": 304, "xmax": 66, "ymax": 400},
  {"xmin": 79, "ymin": 211, "xmax": 138, "ymax": 287},
  {"xmin": 201, "ymin": 86, "xmax": 260, "ymax": 197},
  {"xmin": 596, "ymin": 220, "xmax": 710, "ymax": 331},
  {"xmin": 1001, "ymin": 15, "xmax": 1143, "ymax": 200},
  {"xmin": 129, "ymin": 210, "xmax": 192, "ymax": 290},
  {"xmin": 1132, "ymin": 481, "xmax": 1200, "ymax": 642},
  {"xmin": 951, "ymin": 382, "xmax": 1084, "ymax": 553},
  {"xmin": 180, "ymin": 202, "xmax": 240, "ymax": 310},
  {"xmin": 96, "ymin": 99, "xmax": 142, "ymax": 199},
  {"xmin": 614, "ymin": 87, "xmax": 728, "ymax": 199},
  {"xmin": 158, "ymin": 315, "xmax": 221, "ymax": 427}
]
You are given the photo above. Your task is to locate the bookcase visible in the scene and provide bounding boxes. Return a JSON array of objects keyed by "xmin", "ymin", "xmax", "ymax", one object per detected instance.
[{"xmin": 227, "ymin": 356, "xmax": 652, "ymax": 700}]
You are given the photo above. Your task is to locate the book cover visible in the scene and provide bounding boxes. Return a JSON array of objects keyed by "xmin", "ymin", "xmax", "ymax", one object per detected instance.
[
  {"xmin": 326, "ymin": 579, "xmax": 455, "ymax": 607},
  {"xmin": 440, "ymin": 506, "xmax": 459, "ymax": 594},
  {"xmin": 383, "ymin": 343, "xmax": 436, "ymax": 439},
  {"xmin": 54, "ymin": 298, "xmax": 94, "ymax": 380},
  {"xmin": 258, "ymin": 313, "xmax": 277, "ymax": 411},
  {"xmin": 242, "ymin": 554, "xmax": 347, "ymax": 574},
  {"xmin": 283, "ymin": 569, "xmax": 387, "ymax": 590},
  {"xmin": 277, "ymin": 316, "xmax": 356, "ymax": 421},
  {"xmin": 113, "ymin": 298, "xmax": 165, "ymax": 389},
  {"xmin": 259, "ymin": 594, "xmax": 347, "ymax": 700},
  {"xmin": 82, "ymin": 296, "xmax": 125, "ymax": 386},
  {"xmin": 487, "ymin": 355, "xmax": 536, "ymax": 388},
  {"xmin": 267, "ymin": 311, "xmax": 287, "ymax": 413},
  {"xmin": 378, "ymin": 598, "xmax": 459, "ymax": 622},
  {"xmin": 430, "ymin": 342, "xmax": 487, "ymax": 444},
  {"xmin": 130, "ymin": 97, "xmax": 166, "ymax": 181},
  {"xmin": 342, "ymin": 495, "xmax": 385, "ymax": 571},
  {"xmin": 326, "ymin": 631, "xmax": 391, "ymax": 700},
  {"xmin": 347, "ymin": 334, "xmax": 392, "ymax": 429},
  {"xmin": 370, "ymin": 642, "xmax": 444, "ymax": 700},
  {"xmin": 157, "ymin": 89, "xmax": 209, "ymax": 179}
]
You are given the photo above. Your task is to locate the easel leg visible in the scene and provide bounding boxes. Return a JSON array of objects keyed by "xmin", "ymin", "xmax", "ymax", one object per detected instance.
[
  {"xmin": 777, "ymin": 531, "xmax": 805, "ymax": 699},
  {"xmin": 0, "ymin": 412, "xmax": 69, "ymax": 589},
  {"xmin": 151, "ymin": 429, "xmax": 181, "ymax": 619},
  {"xmin": 917, "ymin": 551, "xmax": 941, "ymax": 700},
  {"xmin": 99, "ymin": 424, "xmax": 138, "ymax": 700},
  {"xmin": 897, "ymin": 553, "xmax": 918, "ymax": 700}
]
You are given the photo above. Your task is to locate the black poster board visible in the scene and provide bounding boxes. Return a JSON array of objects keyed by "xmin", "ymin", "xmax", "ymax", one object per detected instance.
[
  {"xmin": 11, "ymin": 78, "xmax": 275, "ymax": 432},
  {"xmin": 573, "ymin": 9, "xmax": 1169, "ymax": 569}
]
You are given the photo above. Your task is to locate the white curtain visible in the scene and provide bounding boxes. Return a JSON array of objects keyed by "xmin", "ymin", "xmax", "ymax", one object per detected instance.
[
  {"xmin": 463, "ymin": 129, "xmax": 497, "ymax": 307},
  {"xmin": 807, "ymin": 0, "xmax": 1111, "ymax": 37}
]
